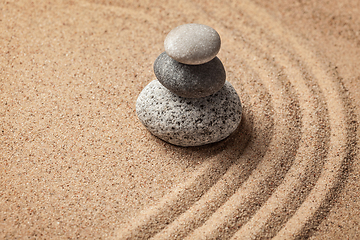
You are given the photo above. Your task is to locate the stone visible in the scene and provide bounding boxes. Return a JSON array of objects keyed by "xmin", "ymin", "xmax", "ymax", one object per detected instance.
[
  {"xmin": 154, "ymin": 52, "xmax": 226, "ymax": 98},
  {"xmin": 136, "ymin": 80, "xmax": 242, "ymax": 147},
  {"xmin": 164, "ymin": 23, "xmax": 221, "ymax": 65}
]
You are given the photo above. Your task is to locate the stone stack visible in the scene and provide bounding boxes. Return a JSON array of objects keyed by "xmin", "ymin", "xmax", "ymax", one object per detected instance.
[{"xmin": 136, "ymin": 24, "xmax": 242, "ymax": 147}]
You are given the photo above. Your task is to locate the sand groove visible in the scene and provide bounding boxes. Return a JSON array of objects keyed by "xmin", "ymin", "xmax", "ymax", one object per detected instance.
[{"xmin": 115, "ymin": 1, "xmax": 356, "ymax": 239}]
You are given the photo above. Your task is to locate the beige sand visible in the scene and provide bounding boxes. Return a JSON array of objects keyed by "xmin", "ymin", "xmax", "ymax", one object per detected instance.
[{"xmin": 1, "ymin": 0, "xmax": 359, "ymax": 239}]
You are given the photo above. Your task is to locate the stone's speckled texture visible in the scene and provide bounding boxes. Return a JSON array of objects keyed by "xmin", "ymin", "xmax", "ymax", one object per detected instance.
[
  {"xmin": 136, "ymin": 80, "xmax": 242, "ymax": 147},
  {"xmin": 164, "ymin": 23, "xmax": 221, "ymax": 65},
  {"xmin": 154, "ymin": 52, "xmax": 226, "ymax": 98}
]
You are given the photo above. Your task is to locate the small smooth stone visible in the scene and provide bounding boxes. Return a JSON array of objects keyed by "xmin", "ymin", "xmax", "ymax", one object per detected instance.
[
  {"xmin": 136, "ymin": 80, "xmax": 242, "ymax": 147},
  {"xmin": 164, "ymin": 23, "xmax": 221, "ymax": 65},
  {"xmin": 154, "ymin": 52, "xmax": 226, "ymax": 98}
]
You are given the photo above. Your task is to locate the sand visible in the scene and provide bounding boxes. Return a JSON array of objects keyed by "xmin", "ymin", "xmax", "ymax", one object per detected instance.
[{"xmin": 0, "ymin": 0, "xmax": 359, "ymax": 239}]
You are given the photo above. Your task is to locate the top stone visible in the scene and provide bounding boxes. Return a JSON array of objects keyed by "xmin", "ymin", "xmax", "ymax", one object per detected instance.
[{"xmin": 164, "ymin": 24, "xmax": 221, "ymax": 65}]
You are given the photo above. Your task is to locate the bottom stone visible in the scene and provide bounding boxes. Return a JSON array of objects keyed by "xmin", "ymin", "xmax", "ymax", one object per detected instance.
[{"xmin": 136, "ymin": 80, "xmax": 242, "ymax": 147}]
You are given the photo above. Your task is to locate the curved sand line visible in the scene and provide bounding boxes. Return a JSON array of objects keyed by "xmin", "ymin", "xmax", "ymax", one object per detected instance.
[
  {"xmin": 116, "ymin": 1, "xmax": 356, "ymax": 239},
  {"xmin": 234, "ymin": 1, "xmax": 356, "ymax": 239},
  {"xmin": 184, "ymin": 36, "xmax": 302, "ymax": 240},
  {"xmin": 118, "ymin": 23, "xmax": 304, "ymax": 240},
  {"xmin": 229, "ymin": 15, "xmax": 330, "ymax": 240}
]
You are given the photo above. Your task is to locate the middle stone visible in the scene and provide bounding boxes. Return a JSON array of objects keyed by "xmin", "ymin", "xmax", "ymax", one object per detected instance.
[{"xmin": 154, "ymin": 52, "xmax": 226, "ymax": 98}]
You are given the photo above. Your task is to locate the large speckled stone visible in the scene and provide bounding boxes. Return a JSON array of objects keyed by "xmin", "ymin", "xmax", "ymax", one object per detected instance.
[
  {"xmin": 164, "ymin": 23, "xmax": 221, "ymax": 65},
  {"xmin": 136, "ymin": 80, "xmax": 242, "ymax": 147},
  {"xmin": 154, "ymin": 52, "xmax": 226, "ymax": 98}
]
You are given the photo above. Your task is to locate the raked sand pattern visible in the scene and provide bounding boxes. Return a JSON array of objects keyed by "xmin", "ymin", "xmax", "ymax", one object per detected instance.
[{"xmin": 1, "ymin": 0, "xmax": 358, "ymax": 239}]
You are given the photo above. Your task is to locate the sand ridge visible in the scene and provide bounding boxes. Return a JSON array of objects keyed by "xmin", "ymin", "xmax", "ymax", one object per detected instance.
[{"xmin": 1, "ymin": 0, "xmax": 359, "ymax": 239}]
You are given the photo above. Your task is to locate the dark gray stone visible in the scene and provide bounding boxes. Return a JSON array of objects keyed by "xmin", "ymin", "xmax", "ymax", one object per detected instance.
[
  {"xmin": 136, "ymin": 80, "xmax": 242, "ymax": 147},
  {"xmin": 164, "ymin": 23, "xmax": 221, "ymax": 65},
  {"xmin": 154, "ymin": 52, "xmax": 226, "ymax": 98}
]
